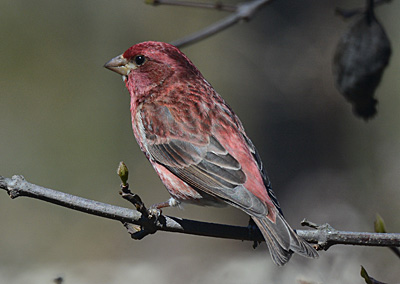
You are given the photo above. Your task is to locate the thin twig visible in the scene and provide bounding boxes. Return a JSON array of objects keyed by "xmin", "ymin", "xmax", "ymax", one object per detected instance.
[
  {"xmin": 171, "ymin": 12, "xmax": 243, "ymax": 48},
  {"xmin": 148, "ymin": 0, "xmax": 275, "ymax": 48},
  {"xmin": 148, "ymin": 0, "xmax": 237, "ymax": 12},
  {"xmin": 1, "ymin": 175, "xmax": 400, "ymax": 249}
]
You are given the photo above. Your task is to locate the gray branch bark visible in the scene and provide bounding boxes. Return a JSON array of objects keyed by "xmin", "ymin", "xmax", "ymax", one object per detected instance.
[{"xmin": 1, "ymin": 175, "xmax": 400, "ymax": 250}]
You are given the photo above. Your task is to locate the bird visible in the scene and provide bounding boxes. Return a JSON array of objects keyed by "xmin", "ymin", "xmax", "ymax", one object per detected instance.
[{"xmin": 104, "ymin": 41, "xmax": 318, "ymax": 266}]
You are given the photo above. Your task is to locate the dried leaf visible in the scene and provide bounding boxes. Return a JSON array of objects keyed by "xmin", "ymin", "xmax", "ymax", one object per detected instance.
[{"xmin": 333, "ymin": 13, "xmax": 391, "ymax": 120}]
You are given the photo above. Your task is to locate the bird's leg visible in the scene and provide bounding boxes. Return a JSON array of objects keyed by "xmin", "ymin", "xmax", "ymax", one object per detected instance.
[{"xmin": 148, "ymin": 197, "xmax": 180, "ymax": 218}]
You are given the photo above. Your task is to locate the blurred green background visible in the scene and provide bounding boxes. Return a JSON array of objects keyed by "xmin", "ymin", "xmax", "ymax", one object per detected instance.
[{"xmin": 1, "ymin": 0, "xmax": 399, "ymax": 283}]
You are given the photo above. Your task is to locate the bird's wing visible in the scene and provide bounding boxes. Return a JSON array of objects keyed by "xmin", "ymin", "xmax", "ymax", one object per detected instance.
[
  {"xmin": 138, "ymin": 98, "xmax": 269, "ymax": 215},
  {"xmin": 240, "ymin": 127, "xmax": 283, "ymax": 215}
]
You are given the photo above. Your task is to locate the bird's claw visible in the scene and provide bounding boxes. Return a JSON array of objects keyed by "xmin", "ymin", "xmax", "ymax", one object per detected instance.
[{"xmin": 147, "ymin": 206, "xmax": 162, "ymax": 220}]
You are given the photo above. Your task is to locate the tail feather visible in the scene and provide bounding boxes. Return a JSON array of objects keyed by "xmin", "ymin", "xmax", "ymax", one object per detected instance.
[{"xmin": 251, "ymin": 213, "xmax": 318, "ymax": 266}]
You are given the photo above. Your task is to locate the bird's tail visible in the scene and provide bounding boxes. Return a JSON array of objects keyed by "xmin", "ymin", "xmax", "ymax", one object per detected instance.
[{"xmin": 251, "ymin": 212, "xmax": 318, "ymax": 266}]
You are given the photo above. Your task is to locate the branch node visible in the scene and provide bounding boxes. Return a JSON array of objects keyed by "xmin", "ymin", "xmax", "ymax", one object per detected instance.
[
  {"xmin": 123, "ymin": 209, "xmax": 162, "ymax": 240},
  {"xmin": 301, "ymin": 219, "xmax": 338, "ymax": 250},
  {"xmin": 119, "ymin": 182, "xmax": 163, "ymax": 239},
  {"xmin": 301, "ymin": 218, "xmax": 320, "ymax": 229},
  {"xmin": 237, "ymin": 2, "xmax": 258, "ymax": 22},
  {"xmin": 7, "ymin": 175, "xmax": 26, "ymax": 199},
  {"xmin": 120, "ymin": 183, "xmax": 148, "ymax": 217},
  {"xmin": 315, "ymin": 223, "xmax": 337, "ymax": 250}
]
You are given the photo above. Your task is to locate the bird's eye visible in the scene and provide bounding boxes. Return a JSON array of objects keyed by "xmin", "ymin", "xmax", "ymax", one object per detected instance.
[{"xmin": 134, "ymin": 55, "xmax": 146, "ymax": 66}]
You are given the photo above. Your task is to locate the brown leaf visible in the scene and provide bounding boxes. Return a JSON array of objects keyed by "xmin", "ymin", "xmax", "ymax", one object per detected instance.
[{"xmin": 333, "ymin": 13, "xmax": 391, "ymax": 120}]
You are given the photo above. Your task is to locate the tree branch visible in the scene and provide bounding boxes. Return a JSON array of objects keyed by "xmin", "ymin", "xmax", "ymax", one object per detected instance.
[
  {"xmin": 1, "ymin": 175, "xmax": 400, "ymax": 250},
  {"xmin": 147, "ymin": 0, "xmax": 274, "ymax": 48},
  {"xmin": 147, "ymin": 0, "xmax": 237, "ymax": 12},
  {"xmin": 301, "ymin": 220, "xmax": 400, "ymax": 251}
]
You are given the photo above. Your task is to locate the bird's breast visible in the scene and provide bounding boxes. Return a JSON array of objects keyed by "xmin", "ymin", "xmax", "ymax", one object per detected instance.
[{"xmin": 131, "ymin": 104, "xmax": 151, "ymax": 156}]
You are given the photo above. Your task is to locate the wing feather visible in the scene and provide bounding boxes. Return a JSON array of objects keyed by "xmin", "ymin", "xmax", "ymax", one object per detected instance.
[
  {"xmin": 148, "ymin": 138, "xmax": 246, "ymax": 188},
  {"xmin": 138, "ymin": 91, "xmax": 267, "ymax": 215}
]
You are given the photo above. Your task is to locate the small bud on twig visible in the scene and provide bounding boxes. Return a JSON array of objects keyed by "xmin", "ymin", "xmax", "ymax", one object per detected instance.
[{"xmin": 117, "ymin": 161, "xmax": 129, "ymax": 186}]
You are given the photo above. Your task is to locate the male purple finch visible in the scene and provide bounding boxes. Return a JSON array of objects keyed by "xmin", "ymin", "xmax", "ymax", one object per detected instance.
[{"xmin": 105, "ymin": 41, "xmax": 318, "ymax": 266}]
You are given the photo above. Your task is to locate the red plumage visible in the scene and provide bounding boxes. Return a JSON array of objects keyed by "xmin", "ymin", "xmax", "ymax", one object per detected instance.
[{"xmin": 105, "ymin": 41, "xmax": 318, "ymax": 265}]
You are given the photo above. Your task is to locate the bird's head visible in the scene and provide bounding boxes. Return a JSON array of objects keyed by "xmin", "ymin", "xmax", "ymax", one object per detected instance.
[{"xmin": 104, "ymin": 41, "xmax": 202, "ymax": 95}]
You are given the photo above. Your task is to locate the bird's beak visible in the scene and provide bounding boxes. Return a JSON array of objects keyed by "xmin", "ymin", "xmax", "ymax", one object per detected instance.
[{"xmin": 104, "ymin": 54, "xmax": 130, "ymax": 76}]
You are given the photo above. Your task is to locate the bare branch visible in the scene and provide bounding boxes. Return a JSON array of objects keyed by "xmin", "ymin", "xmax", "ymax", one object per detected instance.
[
  {"xmin": 0, "ymin": 174, "xmax": 264, "ymax": 242},
  {"xmin": 1, "ymin": 175, "xmax": 400, "ymax": 250},
  {"xmin": 301, "ymin": 220, "xmax": 400, "ymax": 251},
  {"xmin": 148, "ymin": 0, "xmax": 275, "ymax": 48},
  {"xmin": 1, "ymin": 175, "xmax": 142, "ymax": 223},
  {"xmin": 147, "ymin": 0, "xmax": 237, "ymax": 12}
]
